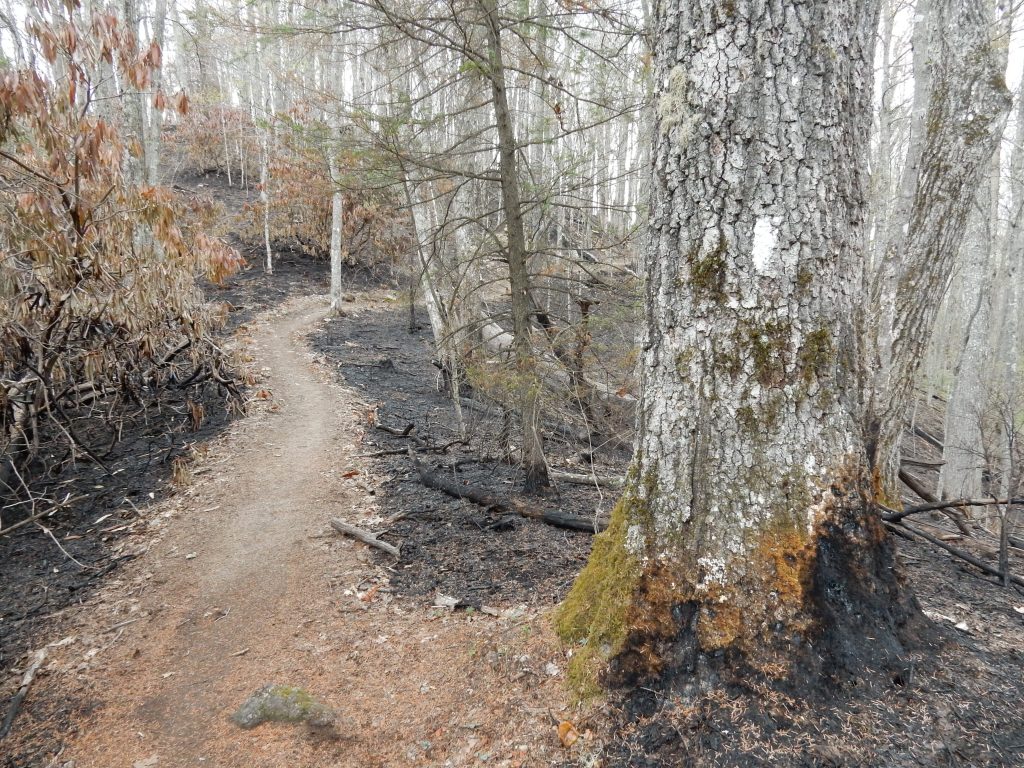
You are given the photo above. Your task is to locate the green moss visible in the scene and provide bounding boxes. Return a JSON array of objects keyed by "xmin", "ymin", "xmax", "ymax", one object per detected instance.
[
  {"xmin": 675, "ymin": 346, "xmax": 695, "ymax": 376},
  {"xmin": 741, "ymin": 319, "xmax": 791, "ymax": 387},
  {"xmin": 796, "ymin": 327, "xmax": 833, "ymax": 385},
  {"xmin": 232, "ymin": 684, "xmax": 335, "ymax": 730},
  {"xmin": 554, "ymin": 475, "xmax": 651, "ymax": 700},
  {"xmin": 688, "ymin": 231, "xmax": 728, "ymax": 302},
  {"xmin": 737, "ymin": 404, "xmax": 758, "ymax": 433},
  {"xmin": 735, "ymin": 392, "xmax": 785, "ymax": 437}
]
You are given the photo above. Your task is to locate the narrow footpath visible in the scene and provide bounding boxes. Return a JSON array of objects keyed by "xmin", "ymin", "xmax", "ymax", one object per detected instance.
[{"xmin": 39, "ymin": 295, "xmax": 566, "ymax": 768}]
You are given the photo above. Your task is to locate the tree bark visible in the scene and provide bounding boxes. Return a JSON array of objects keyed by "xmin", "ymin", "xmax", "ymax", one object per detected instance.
[
  {"xmin": 328, "ymin": 152, "xmax": 345, "ymax": 316},
  {"xmin": 865, "ymin": 0, "xmax": 1011, "ymax": 495},
  {"xmin": 557, "ymin": 0, "xmax": 925, "ymax": 697},
  {"xmin": 938, "ymin": 1, "xmax": 1012, "ymax": 503}
]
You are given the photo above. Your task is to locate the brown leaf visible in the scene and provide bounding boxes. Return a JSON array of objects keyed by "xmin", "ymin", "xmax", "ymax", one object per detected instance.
[{"xmin": 557, "ymin": 720, "xmax": 579, "ymax": 748}]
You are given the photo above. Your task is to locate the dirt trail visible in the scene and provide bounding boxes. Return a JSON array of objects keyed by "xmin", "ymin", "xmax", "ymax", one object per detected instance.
[{"xmin": 49, "ymin": 295, "xmax": 567, "ymax": 768}]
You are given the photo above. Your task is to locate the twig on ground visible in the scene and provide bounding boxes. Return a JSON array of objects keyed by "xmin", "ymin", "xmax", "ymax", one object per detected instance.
[
  {"xmin": 330, "ymin": 518, "xmax": 400, "ymax": 557},
  {"xmin": 0, "ymin": 648, "xmax": 47, "ymax": 740},
  {"xmin": 36, "ymin": 523, "xmax": 94, "ymax": 570},
  {"xmin": 100, "ymin": 617, "xmax": 141, "ymax": 634}
]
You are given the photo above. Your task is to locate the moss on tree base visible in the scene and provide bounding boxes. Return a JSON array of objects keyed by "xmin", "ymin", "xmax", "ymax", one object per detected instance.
[
  {"xmin": 557, "ymin": 469, "xmax": 930, "ymax": 702},
  {"xmin": 554, "ymin": 493, "xmax": 641, "ymax": 700}
]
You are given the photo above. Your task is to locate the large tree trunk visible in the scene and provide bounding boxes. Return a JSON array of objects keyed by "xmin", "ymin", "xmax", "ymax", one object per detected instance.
[{"xmin": 557, "ymin": 0, "xmax": 924, "ymax": 697}]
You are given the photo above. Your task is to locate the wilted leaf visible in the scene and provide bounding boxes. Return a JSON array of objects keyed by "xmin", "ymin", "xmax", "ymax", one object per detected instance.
[{"xmin": 557, "ymin": 720, "xmax": 579, "ymax": 748}]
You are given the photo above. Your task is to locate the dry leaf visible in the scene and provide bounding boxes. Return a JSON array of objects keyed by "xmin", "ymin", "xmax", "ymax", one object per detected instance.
[
  {"xmin": 557, "ymin": 720, "xmax": 579, "ymax": 748},
  {"xmin": 360, "ymin": 585, "xmax": 380, "ymax": 602}
]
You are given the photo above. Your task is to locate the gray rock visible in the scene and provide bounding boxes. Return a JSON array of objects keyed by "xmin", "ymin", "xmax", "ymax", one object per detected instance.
[{"xmin": 231, "ymin": 684, "xmax": 337, "ymax": 737}]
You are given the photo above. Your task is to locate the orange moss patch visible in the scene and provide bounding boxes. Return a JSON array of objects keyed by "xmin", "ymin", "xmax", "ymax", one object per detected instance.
[{"xmin": 696, "ymin": 596, "xmax": 744, "ymax": 650}]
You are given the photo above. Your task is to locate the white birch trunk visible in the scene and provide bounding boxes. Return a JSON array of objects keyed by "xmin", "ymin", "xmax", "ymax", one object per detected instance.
[{"xmin": 328, "ymin": 153, "xmax": 345, "ymax": 315}]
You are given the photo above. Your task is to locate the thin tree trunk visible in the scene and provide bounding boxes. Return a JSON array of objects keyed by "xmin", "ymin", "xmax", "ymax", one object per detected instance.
[
  {"xmin": 865, "ymin": 0, "xmax": 1011, "ymax": 496},
  {"xmin": 328, "ymin": 153, "xmax": 345, "ymax": 315},
  {"xmin": 481, "ymin": 0, "xmax": 549, "ymax": 493}
]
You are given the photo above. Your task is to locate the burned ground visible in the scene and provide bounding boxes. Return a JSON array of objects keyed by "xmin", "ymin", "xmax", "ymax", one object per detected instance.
[{"xmin": 3, "ymin": 204, "xmax": 1023, "ymax": 766}]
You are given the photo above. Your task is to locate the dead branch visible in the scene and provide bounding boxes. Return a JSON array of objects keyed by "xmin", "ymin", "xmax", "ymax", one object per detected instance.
[
  {"xmin": 0, "ymin": 494, "xmax": 86, "ymax": 538},
  {"xmin": 408, "ymin": 450, "xmax": 607, "ymax": 533},
  {"xmin": 375, "ymin": 421, "xmax": 416, "ymax": 437},
  {"xmin": 329, "ymin": 518, "xmax": 400, "ymax": 557},
  {"xmin": 0, "ymin": 648, "xmax": 47, "ymax": 740},
  {"xmin": 885, "ymin": 520, "xmax": 1024, "ymax": 589},
  {"xmin": 358, "ymin": 438, "xmax": 466, "ymax": 459},
  {"xmin": 883, "ymin": 496, "xmax": 1024, "ymax": 523}
]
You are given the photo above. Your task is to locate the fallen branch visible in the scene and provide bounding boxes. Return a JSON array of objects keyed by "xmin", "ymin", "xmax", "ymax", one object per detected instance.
[
  {"xmin": 408, "ymin": 451, "xmax": 607, "ymax": 533},
  {"xmin": 550, "ymin": 470, "xmax": 623, "ymax": 489},
  {"xmin": 358, "ymin": 439, "xmax": 466, "ymax": 459},
  {"xmin": 375, "ymin": 421, "xmax": 415, "ymax": 438},
  {"xmin": 329, "ymin": 518, "xmax": 400, "ymax": 557},
  {"xmin": 883, "ymin": 496, "xmax": 1024, "ymax": 523},
  {"xmin": 885, "ymin": 520, "xmax": 1024, "ymax": 589},
  {"xmin": 0, "ymin": 508, "xmax": 60, "ymax": 538},
  {"xmin": 0, "ymin": 648, "xmax": 47, "ymax": 740}
]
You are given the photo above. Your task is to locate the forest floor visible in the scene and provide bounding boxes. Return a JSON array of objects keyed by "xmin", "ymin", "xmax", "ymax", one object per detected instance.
[
  {"xmin": 2, "ymin": 170, "xmax": 1024, "ymax": 767},
  {"xmin": 2, "ymin": 287, "xmax": 582, "ymax": 768}
]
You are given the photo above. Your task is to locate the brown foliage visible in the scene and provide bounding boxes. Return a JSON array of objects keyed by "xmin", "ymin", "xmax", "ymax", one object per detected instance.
[{"xmin": 0, "ymin": 3, "xmax": 242, "ymax": 497}]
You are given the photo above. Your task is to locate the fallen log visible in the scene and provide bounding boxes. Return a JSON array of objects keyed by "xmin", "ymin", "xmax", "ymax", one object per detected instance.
[
  {"xmin": 902, "ymin": 458, "xmax": 945, "ymax": 469},
  {"xmin": 885, "ymin": 520, "xmax": 1024, "ymax": 589},
  {"xmin": 898, "ymin": 468, "xmax": 938, "ymax": 503},
  {"xmin": 550, "ymin": 470, "xmax": 623, "ymax": 489},
  {"xmin": 898, "ymin": 469, "xmax": 971, "ymax": 535},
  {"xmin": 409, "ymin": 451, "xmax": 607, "ymax": 533},
  {"xmin": 409, "ymin": 453, "xmax": 507, "ymax": 508},
  {"xmin": 329, "ymin": 518, "xmax": 400, "ymax": 557},
  {"xmin": 530, "ymin": 509, "xmax": 608, "ymax": 533},
  {"xmin": 911, "ymin": 425, "xmax": 944, "ymax": 450}
]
